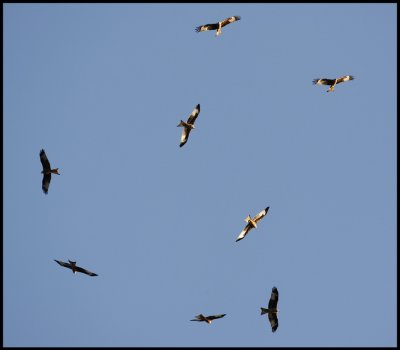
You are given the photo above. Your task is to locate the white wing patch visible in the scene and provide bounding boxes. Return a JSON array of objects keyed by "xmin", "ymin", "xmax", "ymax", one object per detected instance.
[
  {"xmin": 236, "ymin": 225, "xmax": 251, "ymax": 241},
  {"xmin": 181, "ymin": 128, "xmax": 188, "ymax": 143}
]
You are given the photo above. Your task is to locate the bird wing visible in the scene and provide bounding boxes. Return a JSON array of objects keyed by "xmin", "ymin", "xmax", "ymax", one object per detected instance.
[
  {"xmin": 221, "ymin": 16, "xmax": 241, "ymax": 27},
  {"xmin": 254, "ymin": 207, "xmax": 269, "ymax": 223},
  {"xmin": 179, "ymin": 127, "xmax": 190, "ymax": 147},
  {"xmin": 336, "ymin": 75, "xmax": 354, "ymax": 84},
  {"xmin": 206, "ymin": 314, "xmax": 226, "ymax": 320},
  {"xmin": 268, "ymin": 287, "xmax": 279, "ymax": 309},
  {"xmin": 54, "ymin": 259, "xmax": 72, "ymax": 270},
  {"xmin": 195, "ymin": 23, "xmax": 219, "ymax": 32},
  {"xmin": 313, "ymin": 78, "xmax": 335, "ymax": 86},
  {"xmin": 75, "ymin": 265, "xmax": 98, "ymax": 276},
  {"xmin": 40, "ymin": 149, "xmax": 51, "ymax": 171},
  {"xmin": 186, "ymin": 104, "xmax": 200, "ymax": 125},
  {"xmin": 268, "ymin": 312, "xmax": 279, "ymax": 333},
  {"xmin": 236, "ymin": 223, "xmax": 252, "ymax": 242},
  {"xmin": 190, "ymin": 314, "xmax": 206, "ymax": 321},
  {"xmin": 42, "ymin": 173, "xmax": 51, "ymax": 194}
]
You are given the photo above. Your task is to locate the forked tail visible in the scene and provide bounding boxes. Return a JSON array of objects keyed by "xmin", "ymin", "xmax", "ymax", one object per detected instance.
[{"xmin": 260, "ymin": 307, "xmax": 269, "ymax": 315}]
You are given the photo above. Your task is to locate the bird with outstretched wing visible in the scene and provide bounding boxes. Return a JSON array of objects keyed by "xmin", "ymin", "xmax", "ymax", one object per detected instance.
[
  {"xmin": 177, "ymin": 104, "xmax": 200, "ymax": 147},
  {"xmin": 190, "ymin": 313, "xmax": 226, "ymax": 324},
  {"xmin": 195, "ymin": 16, "xmax": 241, "ymax": 36},
  {"xmin": 40, "ymin": 149, "xmax": 60, "ymax": 194},
  {"xmin": 236, "ymin": 207, "xmax": 269, "ymax": 242},
  {"xmin": 260, "ymin": 287, "xmax": 279, "ymax": 332},
  {"xmin": 54, "ymin": 259, "xmax": 98, "ymax": 276},
  {"xmin": 313, "ymin": 75, "xmax": 354, "ymax": 92}
]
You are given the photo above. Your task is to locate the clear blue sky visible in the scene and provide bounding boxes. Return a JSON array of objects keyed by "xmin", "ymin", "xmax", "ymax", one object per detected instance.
[{"xmin": 4, "ymin": 3, "xmax": 397, "ymax": 347}]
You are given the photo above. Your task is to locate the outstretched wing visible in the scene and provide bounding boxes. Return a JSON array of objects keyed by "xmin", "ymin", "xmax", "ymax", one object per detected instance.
[
  {"xmin": 40, "ymin": 149, "xmax": 51, "ymax": 171},
  {"xmin": 40, "ymin": 149, "xmax": 52, "ymax": 194},
  {"xmin": 268, "ymin": 312, "xmax": 279, "ymax": 332},
  {"xmin": 195, "ymin": 23, "xmax": 219, "ymax": 32},
  {"xmin": 42, "ymin": 173, "xmax": 51, "ymax": 194},
  {"xmin": 221, "ymin": 16, "xmax": 241, "ymax": 27},
  {"xmin": 180, "ymin": 127, "xmax": 191, "ymax": 147},
  {"xmin": 313, "ymin": 78, "xmax": 335, "ymax": 86},
  {"xmin": 206, "ymin": 314, "xmax": 226, "ymax": 320},
  {"xmin": 75, "ymin": 265, "xmax": 98, "ymax": 276},
  {"xmin": 268, "ymin": 287, "xmax": 279, "ymax": 309},
  {"xmin": 236, "ymin": 223, "xmax": 252, "ymax": 242},
  {"xmin": 54, "ymin": 259, "xmax": 72, "ymax": 270},
  {"xmin": 254, "ymin": 207, "xmax": 269, "ymax": 223},
  {"xmin": 190, "ymin": 314, "xmax": 205, "ymax": 321},
  {"xmin": 336, "ymin": 75, "xmax": 354, "ymax": 84},
  {"xmin": 187, "ymin": 104, "xmax": 200, "ymax": 125}
]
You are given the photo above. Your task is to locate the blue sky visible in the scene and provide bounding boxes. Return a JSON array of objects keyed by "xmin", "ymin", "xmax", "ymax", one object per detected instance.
[{"xmin": 3, "ymin": 3, "xmax": 397, "ymax": 347}]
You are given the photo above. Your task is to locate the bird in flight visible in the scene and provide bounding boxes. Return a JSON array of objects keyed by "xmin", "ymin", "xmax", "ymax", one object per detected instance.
[
  {"xmin": 190, "ymin": 314, "xmax": 226, "ymax": 324},
  {"xmin": 313, "ymin": 75, "xmax": 354, "ymax": 92},
  {"xmin": 54, "ymin": 259, "xmax": 98, "ymax": 276},
  {"xmin": 236, "ymin": 207, "xmax": 269, "ymax": 242},
  {"xmin": 177, "ymin": 104, "xmax": 200, "ymax": 147},
  {"xmin": 195, "ymin": 16, "xmax": 241, "ymax": 36},
  {"xmin": 260, "ymin": 286, "xmax": 279, "ymax": 333},
  {"xmin": 40, "ymin": 149, "xmax": 60, "ymax": 194}
]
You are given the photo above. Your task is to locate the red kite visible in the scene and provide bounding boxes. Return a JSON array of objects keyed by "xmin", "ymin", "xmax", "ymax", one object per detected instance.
[
  {"xmin": 54, "ymin": 259, "xmax": 98, "ymax": 276},
  {"xmin": 190, "ymin": 314, "xmax": 226, "ymax": 324},
  {"xmin": 260, "ymin": 287, "xmax": 279, "ymax": 332},
  {"xmin": 236, "ymin": 207, "xmax": 269, "ymax": 242},
  {"xmin": 195, "ymin": 16, "xmax": 241, "ymax": 36},
  {"xmin": 40, "ymin": 149, "xmax": 60, "ymax": 194},
  {"xmin": 177, "ymin": 104, "xmax": 200, "ymax": 147},
  {"xmin": 313, "ymin": 75, "xmax": 354, "ymax": 92}
]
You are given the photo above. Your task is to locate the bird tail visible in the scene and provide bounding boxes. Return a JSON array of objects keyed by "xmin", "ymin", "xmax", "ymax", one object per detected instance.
[
  {"xmin": 51, "ymin": 168, "xmax": 60, "ymax": 175},
  {"xmin": 244, "ymin": 215, "xmax": 251, "ymax": 223},
  {"xmin": 260, "ymin": 307, "xmax": 269, "ymax": 315},
  {"xmin": 177, "ymin": 120, "xmax": 186, "ymax": 127}
]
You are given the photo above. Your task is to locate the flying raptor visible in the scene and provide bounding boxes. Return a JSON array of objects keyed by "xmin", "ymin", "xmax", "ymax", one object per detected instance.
[
  {"xmin": 40, "ymin": 149, "xmax": 60, "ymax": 194},
  {"xmin": 195, "ymin": 16, "xmax": 241, "ymax": 36},
  {"xmin": 260, "ymin": 286, "xmax": 279, "ymax": 333},
  {"xmin": 177, "ymin": 104, "xmax": 200, "ymax": 147},
  {"xmin": 54, "ymin": 259, "xmax": 98, "ymax": 276},
  {"xmin": 190, "ymin": 314, "xmax": 226, "ymax": 324},
  {"xmin": 236, "ymin": 207, "xmax": 269, "ymax": 242},
  {"xmin": 313, "ymin": 75, "xmax": 354, "ymax": 92}
]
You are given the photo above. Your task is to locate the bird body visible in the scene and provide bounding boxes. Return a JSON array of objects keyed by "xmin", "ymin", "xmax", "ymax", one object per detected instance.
[
  {"xmin": 54, "ymin": 259, "xmax": 98, "ymax": 277},
  {"xmin": 40, "ymin": 149, "xmax": 60, "ymax": 194},
  {"xmin": 177, "ymin": 104, "xmax": 200, "ymax": 147},
  {"xmin": 261, "ymin": 287, "xmax": 279, "ymax": 332},
  {"xmin": 190, "ymin": 314, "xmax": 226, "ymax": 324},
  {"xmin": 236, "ymin": 207, "xmax": 269, "ymax": 242},
  {"xmin": 313, "ymin": 75, "xmax": 354, "ymax": 92},
  {"xmin": 195, "ymin": 16, "xmax": 241, "ymax": 36}
]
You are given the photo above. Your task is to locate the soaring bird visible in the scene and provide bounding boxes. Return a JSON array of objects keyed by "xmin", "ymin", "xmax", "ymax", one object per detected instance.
[
  {"xmin": 195, "ymin": 16, "xmax": 241, "ymax": 36},
  {"xmin": 236, "ymin": 207, "xmax": 269, "ymax": 242},
  {"xmin": 177, "ymin": 104, "xmax": 200, "ymax": 147},
  {"xmin": 54, "ymin": 259, "xmax": 98, "ymax": 276},
  {"xmin": 313, "ymin": 75, "xmax": 354, "ymax": 92},
  {"xmin": 190, "ymin": 314, "xmax": 226, "ymax": 324},
  {"xmin": 40, "ymin": 149, "xmax": 60, "ymax": 194},
  {"xmin": 260, "ymin": 287, "xmax": 279, "ymax": 333}
]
